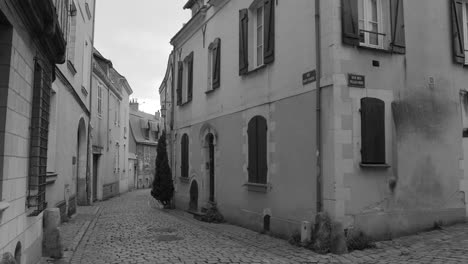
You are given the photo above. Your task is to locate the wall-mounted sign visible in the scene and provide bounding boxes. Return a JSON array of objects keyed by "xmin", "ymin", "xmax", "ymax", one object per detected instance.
[
  {"xmin": 348, "ymin": 74, "xmax": 365, "ymax": 88},
  {"xmin": 302, "ymin": 70, "xmax": 316, "ymax": 85}
]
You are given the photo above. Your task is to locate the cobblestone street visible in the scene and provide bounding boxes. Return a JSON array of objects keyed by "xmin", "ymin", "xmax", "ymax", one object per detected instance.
[{"xmin": 51, "ymin": 190, "xmax": 468, "ymax": 264}]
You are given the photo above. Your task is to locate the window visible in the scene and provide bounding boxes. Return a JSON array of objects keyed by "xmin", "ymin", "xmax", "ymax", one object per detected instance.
[
  {"xmin": 342, "ymin": 0, "xmax": 405, "ymax": 53},
  {"xmin": 67, "ymin": 0, "xmax": 77, "ymax": 66},
  {"xmin": 145, "ymin": 128, "xmax": 150, "ymax": 140},
  {"xmin": 97, "ymin": 85, "xmax": 102, "ymax": 118},
  {"xmin": 360, "ymin": 97, "xmax": 386, "ymax": 165},
  {"xmin": 27, "ymin": 61, "xmax": 52, "ymax": 216},
  {"xmin": 460, "ymin": 91, "xmax": 468, "ymax": 137},
  {"xmin": 248, "ymin": 116, "xmax": 268, "ymax": 184},
  {"xmin": 239, "ymin": 0, "xmax": 275, "ymax": 75},
  {"xmin": 181, "ymin": 134, "xmax": 189, "ymax": 178},
  {"xmin": 454, "ymin": 0, "xmax": 468, "ymax": 64},
  {"xmin": 207, "ymin": 38, "xmax": 221, "ymax": 92},
  {"xmin": 358, "ymin": 0, "xmax": 383, "ymax": 48},
  {"xmin": 82, "ymin": 40, "xmax": 91, "ymax": 90},
  {"xmin": 177, "ymin": 52, "xmax": 194, "ymax": 105}
]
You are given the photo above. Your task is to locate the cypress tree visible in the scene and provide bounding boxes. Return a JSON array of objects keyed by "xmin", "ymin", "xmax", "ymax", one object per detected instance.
[{"xmin": 151, "ymin": 132, "xmax": 174, "ymax": 207}]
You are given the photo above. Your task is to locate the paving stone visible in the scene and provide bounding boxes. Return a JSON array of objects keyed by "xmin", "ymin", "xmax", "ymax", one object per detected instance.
[{"xmin": 43, "ymin": 189, "xmax": 468, "ymax": 264}]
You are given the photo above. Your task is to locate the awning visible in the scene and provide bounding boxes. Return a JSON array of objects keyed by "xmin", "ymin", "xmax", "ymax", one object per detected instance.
[
  {"xmin": 140, "ymin": 119, "xmax": 149, "ymax": 129},
  {"xmin": 149, "ymin": 121, "xmax": 159, "ymax": 132}
]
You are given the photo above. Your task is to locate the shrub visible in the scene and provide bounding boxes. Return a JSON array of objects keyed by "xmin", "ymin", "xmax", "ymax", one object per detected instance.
[
  {"xmin": 200, "ymin": 206, "xmax": 225, "ymax": 223},
  {"xmin": 346, "ymin": 229, "xmax": 376, "ymax": 251}
]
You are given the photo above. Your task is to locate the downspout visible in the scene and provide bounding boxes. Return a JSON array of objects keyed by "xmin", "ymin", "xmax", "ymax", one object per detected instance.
[
  {"xmin": 86, "ymin": 0, "xmax": 97, "ymax": 205},
  {"xmin": 170, "ymin": 48, "xmax": 176, "ymax": 205},
  {"xmin": 315, "ymin": 0, "xmax": 323, "ymax": 213}
]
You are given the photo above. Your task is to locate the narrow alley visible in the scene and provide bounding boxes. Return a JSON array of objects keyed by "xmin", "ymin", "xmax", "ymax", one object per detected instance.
[{"xmin": 46, "ymin": 190, "xmax": 468, "ymax": 264}]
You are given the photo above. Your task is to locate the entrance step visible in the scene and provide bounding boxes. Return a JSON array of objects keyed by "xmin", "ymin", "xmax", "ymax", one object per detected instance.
[{"xmin": 187, "ymin": 209, "xmax": 206, "ymax": 221}]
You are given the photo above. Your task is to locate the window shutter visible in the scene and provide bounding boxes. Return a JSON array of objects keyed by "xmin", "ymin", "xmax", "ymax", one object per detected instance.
[
  {"xmin": 177, "ymin": 61, "xmax": 183, "ymax": 105},
  {"xmin": 451, "ymin": 0, "xmax": 465, "ymax": 64},
  {"xmin": 256, "ymin": 117, "xmax": 268, "ymax": 184},
  {"xmin": 213, "ymin": 38, "xmax": 221, "ymax": 89},
  {"xmin": 239, "ymin": 9, "xmax": 249, "ymax": 75},
  {"xmin": 264, "ymin": 0, "xmax": 275, "ymax": 64},
  {"xmin": 361, "ymin": 98, "xmax": 386, "ymax": 164},
  {"xmin": 187, "ymin": 52, "xmax": 194, "ymax": 102},
  {"xmin": 390, "ymin": 0, "xmax": 406, "ymax": 54},
  {"xmin": 341, "ymin": 0, "xmax": 360, "ymax": 46},
  {"xmin": 248, "ymin": 118, "xmax": 258, "ymax": 183}
]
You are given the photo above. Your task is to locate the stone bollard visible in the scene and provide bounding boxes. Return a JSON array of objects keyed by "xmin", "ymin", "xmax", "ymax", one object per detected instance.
[
  {"xmin": 301, "ymin": 221, "xmax": 312, "ymax": 244},
  {"xmin": 43, "ymin": 208, "xmax": 63, "ymax": 259},
  {"xmin": 0, "ymin": 252, "xmax": 16, "ymax": 264},
  {"xmin": 330, "ymin": 221, "xmax": 348, "ymax": 254}
]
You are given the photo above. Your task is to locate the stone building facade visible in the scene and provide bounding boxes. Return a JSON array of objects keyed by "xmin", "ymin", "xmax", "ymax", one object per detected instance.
[
  {"xmin": 0, "ymin": 0, "xmax": 68, "ymax": 262},
  {"xmin": 163, "ymin": 0, "xmax": 468, "ymax": 241},
  {"xmin": 46, "ymin": 0, "xmax": 96, "ymax": 221},
  {"xmin": 129, "ymin": 102, "xmax": 159, "ymax": 190},
  {"xmin": 91, "ymin": 49, "xmax": 132, "ymax": 201}
]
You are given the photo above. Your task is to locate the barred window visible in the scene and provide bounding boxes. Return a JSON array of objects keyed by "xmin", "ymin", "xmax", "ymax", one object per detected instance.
[{"xmin": 27, "ymin": 60, "xmax": 52, "ymax": 216}]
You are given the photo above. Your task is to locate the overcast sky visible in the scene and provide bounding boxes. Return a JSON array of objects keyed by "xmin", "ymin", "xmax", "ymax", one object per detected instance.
[{"xmin": 94, "ymin": 0, "xmax": 191, "ymax": 115}]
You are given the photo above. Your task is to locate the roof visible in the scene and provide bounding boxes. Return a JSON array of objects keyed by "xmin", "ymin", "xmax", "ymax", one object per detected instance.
[
  {"xmin": 183, "ymin": 0, "xmax": 198, "ymax": 9},
  {"xmin": 129, "ymin": 112, "xmax": 158, "ymax": 146}
]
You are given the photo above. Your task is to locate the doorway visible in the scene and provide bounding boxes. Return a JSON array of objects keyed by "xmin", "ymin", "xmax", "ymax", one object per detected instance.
[
  {"xmin": 207, "ymin": 134, "xmax": 215, "ymax": 202},
  {"xmin": 189, "ymin": 180, "xmax": 198, "ymax": 211},
  {"xmin": 93, "ymin": 155, "xmax": 99, "ymax": 201}
]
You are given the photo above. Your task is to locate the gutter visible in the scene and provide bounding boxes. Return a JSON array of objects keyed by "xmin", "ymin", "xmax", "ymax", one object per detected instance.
[
  {"xmin": 315, "ymin": 0, "xmax": 323, "ymax": 213},
  {"xmin": 86, "ymin": 0, "xmax": 97, "ymax": 205}
]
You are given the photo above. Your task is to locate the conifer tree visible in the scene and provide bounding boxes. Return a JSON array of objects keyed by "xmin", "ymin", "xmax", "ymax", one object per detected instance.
[{"xmin": 151, "ymin": 132, "xmax": 174, "ymax": 207}]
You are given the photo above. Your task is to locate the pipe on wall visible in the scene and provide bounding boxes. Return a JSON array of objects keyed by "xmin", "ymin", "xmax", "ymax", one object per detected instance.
[{"xmin": 315, "ymin": 0, "xmax": 323, "ymax": 213}]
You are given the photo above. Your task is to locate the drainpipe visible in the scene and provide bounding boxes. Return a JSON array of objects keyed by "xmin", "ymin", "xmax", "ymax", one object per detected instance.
[
  {"xmin": 315, "ymin": 0, "xmax": 323, "ymax": 213},
  {"xmin": 86, "ymin": 0, "xmax": 97, "ymax": 205}
]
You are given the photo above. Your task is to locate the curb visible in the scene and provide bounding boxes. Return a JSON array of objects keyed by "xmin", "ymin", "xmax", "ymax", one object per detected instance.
[{"xmin": 66, "ymin": 207, "xmax": 103, "ymax": 263}]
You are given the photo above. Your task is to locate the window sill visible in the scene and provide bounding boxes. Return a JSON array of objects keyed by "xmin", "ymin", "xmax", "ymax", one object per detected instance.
[
  {"xmin": 205, "ymin": 88, "xmax": 217, "ymax": 95},
  {"xmin": 179, "ymin": 177, "xmax": 190, "ymax": 184},
  {"xmin": 46, "ymin": 172, "xmax": 58, "ymax": 185},
  {"xmin": 244, "ymin": 182, "xmax": 269, "ymax": 193},
  {"xmin": 360, "ymin": 163, "xmax": 391, "ymax": 169},
  {"xmin": 67, "ymin": 60, "xmax": 77, "ymax": 76},
  {"xmin": 242, "ymin": 64, "xmax": 267, "ymax": 77},
  {"xmin": 179, "ymin": 100, "xmax": 192, "ymax": 107},
  {"xmin": 0, "ymin": 201, "xmax": 10, "ymax": 212},
  {"xmin": 357, "ymin": 44, "xmax": 392, "ymax": 54}
]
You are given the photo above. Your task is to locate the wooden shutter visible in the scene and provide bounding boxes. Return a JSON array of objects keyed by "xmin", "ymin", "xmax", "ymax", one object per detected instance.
[
  {"xmin": 451, "ymin": 0, "xmax": 465, "ymax": 64},
  {"xmin": 187, "ymin": 52, "xmax": 194, "ymax": 102},
  {"xmin": 256, "ymin": 117, "xmax": 268, "ymax": 184},
  {"xmin": 248, "ymin": 118, "xmax": 257, "ymax": 183},
  {"xmin": 213, "ymin": 38, "xmax": 221, "ymax": 89},
  {"xmin": 239, "ymin": 9, "xmax": 249, "ymax": 75},
  {"xmin": 361, "ymin": 98, "xmax": 386, "ymax": 164},
  {"xmin": 342, "ymin": 0, "xmax": 360, "ymax": 46},
  {"xmin": 177, "ymin": 61, "xmax": 183, "ymax": 105},
  {"xmin": 264, "ymin": 0, "xmax": 275, "ymax": 64},
  {"xmin": 390, "ymin": 0, "xmax": 406, "ymax": 54}
]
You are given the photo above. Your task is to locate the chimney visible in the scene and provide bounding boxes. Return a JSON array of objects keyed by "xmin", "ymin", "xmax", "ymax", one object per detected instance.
[{"xmin": 130, "ymin": 99, "xmax": 139, "ymax": 111}]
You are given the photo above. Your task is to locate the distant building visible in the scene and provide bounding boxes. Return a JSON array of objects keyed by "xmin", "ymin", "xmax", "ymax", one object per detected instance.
[
  {"xmin": 0, "ymin": 0, "xmax": 68, "ymax": 262},
  {"xmin": 159, "ymin": 52, "xmax": 174, "ymax": 165},
  {"xmin": 91, "ymin": 49, "xmax": 133, "ymax": 201},
  {"xmin": 129, "ymin": 101, "xmax": 160, "ymax": 189}
]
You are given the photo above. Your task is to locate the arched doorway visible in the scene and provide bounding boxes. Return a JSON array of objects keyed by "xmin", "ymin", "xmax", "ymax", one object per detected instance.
[
  {"xmin": 189, "ymin": 180, "xmax": 198, "ymax": 212},
  {"xmin": 206, "ymin": 134, "xmax": 215, "ymax": 202},
  {"xmin": 76, "ymin": 118, "xmax": 87, "ymax": 205}
]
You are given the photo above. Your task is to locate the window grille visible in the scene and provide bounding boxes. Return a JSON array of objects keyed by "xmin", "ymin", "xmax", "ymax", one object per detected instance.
[{"xmin": 27, "ymin": 60, "xmax": 52, "ymax": 216}]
